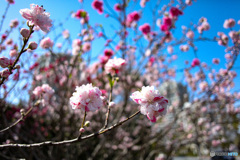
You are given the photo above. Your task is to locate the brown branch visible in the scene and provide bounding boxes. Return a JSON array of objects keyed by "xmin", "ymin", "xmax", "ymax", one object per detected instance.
[
  {"xmin": 0, "ymin": 105, "xmax": 34, "ymax": 133},
  {"xmin": 103, "ymin": 77, "xmax": 114, "ymax": 129},
  {"xmin": 0, "ymin": 110, "xmax": 140, "ymax": 148},
  {"xmin": 0, "ymin": 25, "xmax": 34, "ymax": 87}
]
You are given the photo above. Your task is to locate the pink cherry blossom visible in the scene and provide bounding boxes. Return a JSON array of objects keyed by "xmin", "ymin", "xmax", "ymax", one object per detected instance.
[
  {"xmin": 33, "ymin": 84, "xmax": 55, "ymax": 106},
  {"xmin": 10, "ymin": 19, "xmax": 19, "ymax": 28},
  {"xmin": 223, "ymin": 18, "xmax": 235, "ymax": 29},
  {"xmin": 179, "ymin": 44, "xmax": 189, "ymax": 52},
  {"xmin": 92, "ymin": 0, "xmax": 103, "ymax": 14},
  {"xmin": 104, "ymin": 49, "xmax": 114, "ymax": 57},
  {"xmin": 191, "ymin": 58, "xmax": 200, "ymax": 67},
  {"xmin": 160, "ymin": 17, "xmax": 172, "ymax": 31},
  {"xmin": 186, "ymin": 30, "xmax": 194, "ymax": 39},
  {"xmin": 40, "ymin": 37, "xmax": 54, "ymax": 49},
  {"xmin": 19, "ymin": 4, "xmax": 52, "ymax": 32},
  {"xmin": 70, "ymin": 83, "xmax": 103, "ymax": 112},
  {"xmin": 62, "ymin": 30, "xmax": 70, "ymax": 39},
  {"xmin": 130, "ymin": 86, "xmax": 168, "ymax": 122},
  {"xmin": 140, "ymin": 0, "xmax": 150, "ymax": 8},
  {"xmin": 83, "ymin": 42, "xmax": 91, "ymax": 52},
  {"xmin": 127, "ymin": 11, "xmax": 141, "ymax": 24},
  {"xmin": 169, "ymin": 7, "xmax": 183, "ymax": 18},
  {"xmin": 114, "ymin": 4, "xmax": 121, "ymax": 11},
  {"xmin": 9, "ymin": 49, "xmax": 17, "ymax": 57},
  {"xmin": 212, "ymin": 58, "xmax": 220, "ymax": 64},
  {"xmin": 104, "ymin": 57, "xmax": 126, "ymax": 75},
  {"xmin": 139, "ymin": 23, "xmax": 151, "ymax": 35}
]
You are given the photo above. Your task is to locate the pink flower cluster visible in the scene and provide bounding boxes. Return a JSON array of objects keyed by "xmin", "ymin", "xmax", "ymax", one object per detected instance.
[
  {"xmin": 104, "ymin": 57, "xmax": 126, "ymax": 75},
  {"xmin": 126, "ymin": 11, "xmax": 141, "ymax": 26},
  {"xmin": 160, "ymin": 7, "xmax": 183, "ymax": 32},
  {"xmin": 72, "ymin": 39, "xmax": 82, "ymax": 55},
  {"xmin": 197, "ymin": 18, "xmax": 210, "ymax": 34},
  {"xmin": 70, "ymin": 83, "xmax": 103, "ymax": 112},
  {"xmin": 19, "ymin": 4, "xmax": 52, "ymax": 32},
  {"xmin": 130, "ymin": 86, "xmax": 168, "ymax": 122},
  {"xmin": 92, "ymin": 0, "xmax": 103, "ymax": 14},
  {"xmin": 33, "ymin": 84, "xmax": 55, "ymax": 106}
]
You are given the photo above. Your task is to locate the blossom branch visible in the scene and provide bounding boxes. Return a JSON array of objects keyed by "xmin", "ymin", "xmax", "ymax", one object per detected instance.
[
  {"xmin": 0, "ymin": 104, "xmax": 34, "ymax": 133},
  {"xmin": 0, "ymin": 25, "xmax": 34, "ymax": 87},
  {"xmin": 0, "ymin": 110, "xmax": 140, "ymax": 148}
]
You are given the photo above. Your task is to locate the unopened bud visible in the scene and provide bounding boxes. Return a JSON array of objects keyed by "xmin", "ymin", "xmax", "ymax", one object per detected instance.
[
  {"xmin": 109, "ymin": 101, "xmax": 115, "ymax": 108},
  {"xmin": 20, "ymin": 28, "xmax": 30, "ymax": 38},
  {"xmin": 14, "ymin": 64, "xmax": 21, "ymax": 69},
  {"xmin": 84, "ymin": 121, "xmax": 90, "ymax": 127},
  {"xmin": 0, "ymin": 57, "xmax": 10, "ymax": 68},
  {"xmin": 9, "ymin": 49, "xmax": 18, "ymax": 57},
  {"xmin": 28, "ymin": 41, "xmax": 38, "ymax": 50},
  {"xmin": 79, "ymin": 127, "xmax": 85, "ymax": 133},
  {"xmin": 20, "ymin": 109, "xmax": 25, "ymax": 116},
  {"xmin": 0, "ymin": 69, "xmax": 11, "ymax": 78}
]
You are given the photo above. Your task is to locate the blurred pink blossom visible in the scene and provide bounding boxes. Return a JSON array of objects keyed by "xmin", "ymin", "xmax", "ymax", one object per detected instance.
[
  {"xmin": 40, "ymin": 37, "xmax": 54, "ymax": 49},
  {"xmin": 19, "ymin": 4, "xmax": 52, "ymax": 32},
  {"xmin": 105, "ymin": 57, "xmax": 126, "ymax": 75}
]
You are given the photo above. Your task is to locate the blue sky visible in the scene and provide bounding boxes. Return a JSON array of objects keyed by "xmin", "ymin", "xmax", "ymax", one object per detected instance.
[{"xmin": 1, "ymin": 0, "xmax": 240, "ymax": 103}]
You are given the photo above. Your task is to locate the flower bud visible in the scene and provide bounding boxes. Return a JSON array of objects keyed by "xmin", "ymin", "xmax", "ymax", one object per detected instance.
[
  {"xmin": 9, "ymin": 49, "xmax": 18, "ymax": 57},
  {"xmin": 14, "ymin": 64, "xmax": 21, "ymax": 69},
  {"xmin": 109, "ymin": 101, "xmax": 115, "ymax": 108},
  {"xmin": 84, "ymin": 121, "xmax": 90, "ymax": 127},
  {"xmin": 79, "ymin": 127, "xmax": 85, "ymax": 133},
  {"xmin": 28, "ymin": 41, "xmax": 38, "ymax": 50},
  {"xmin": 20, "ymin": 28, "xmax": 30, "ymax": 38},
  {"xmin": 20, "ymin": 109, "xmax": 25, "ymax": 116},
  {"xmin": 0, "ymin": 69, "xmax": 11, "ymax": 78},
  {"xmin": 0, "ymin": 57, "xmax": 10, "ymax": 68}
]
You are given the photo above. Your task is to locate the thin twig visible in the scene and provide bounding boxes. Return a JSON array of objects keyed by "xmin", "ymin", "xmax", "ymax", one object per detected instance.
[
  {"xmin": 0, "ymin": 25, "xmax": 34, "ymax": 87},
  {"xmin": 0, "ymin": 105, "xmax": 34, "ymax": 133},
  {"xmin": 0, "ymin": 3, "xmax": 10, "ymax": 32},
  {"xmin": 103, "ymin": 76, "xmax": 114, "ymax": 129},
  {"xmin": 0, "ymin": 111, "xmax": 140, "ymax": 148}
]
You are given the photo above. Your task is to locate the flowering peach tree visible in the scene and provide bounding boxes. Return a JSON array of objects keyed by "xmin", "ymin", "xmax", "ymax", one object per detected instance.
[{"xmin": 0, "ymin": 0, "xmax": 239, "ymax": 159}]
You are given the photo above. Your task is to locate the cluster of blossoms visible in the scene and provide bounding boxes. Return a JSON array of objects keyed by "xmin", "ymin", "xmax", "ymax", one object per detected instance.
[
  {"xmin": 197, "ymin": 17, "xmax": 210, "ymax": 34},
  {"xmin": 33, "ymin": 84, "xmax": 55, "ymax": 106},
  {"xmin": 19, "ymin": 4, "xmax": 52, "ymax": 32},
  {"xmin": 70, "ymin": 83, "xmax": 104, "ymax": 112},
  {"xmin": 160, "ymin": 7, "xmax": 183, "ymax": 32},
  {"xmin": 126, "ymin": 11, "xmax": 141, "ymax": 27},
  {"xmin": 130, "ymin": 86, "xmax": 168, "ymax": 122},
  {"xmin": 69, "ymin": 83, "xmax": 168, "ymax": 123}
]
